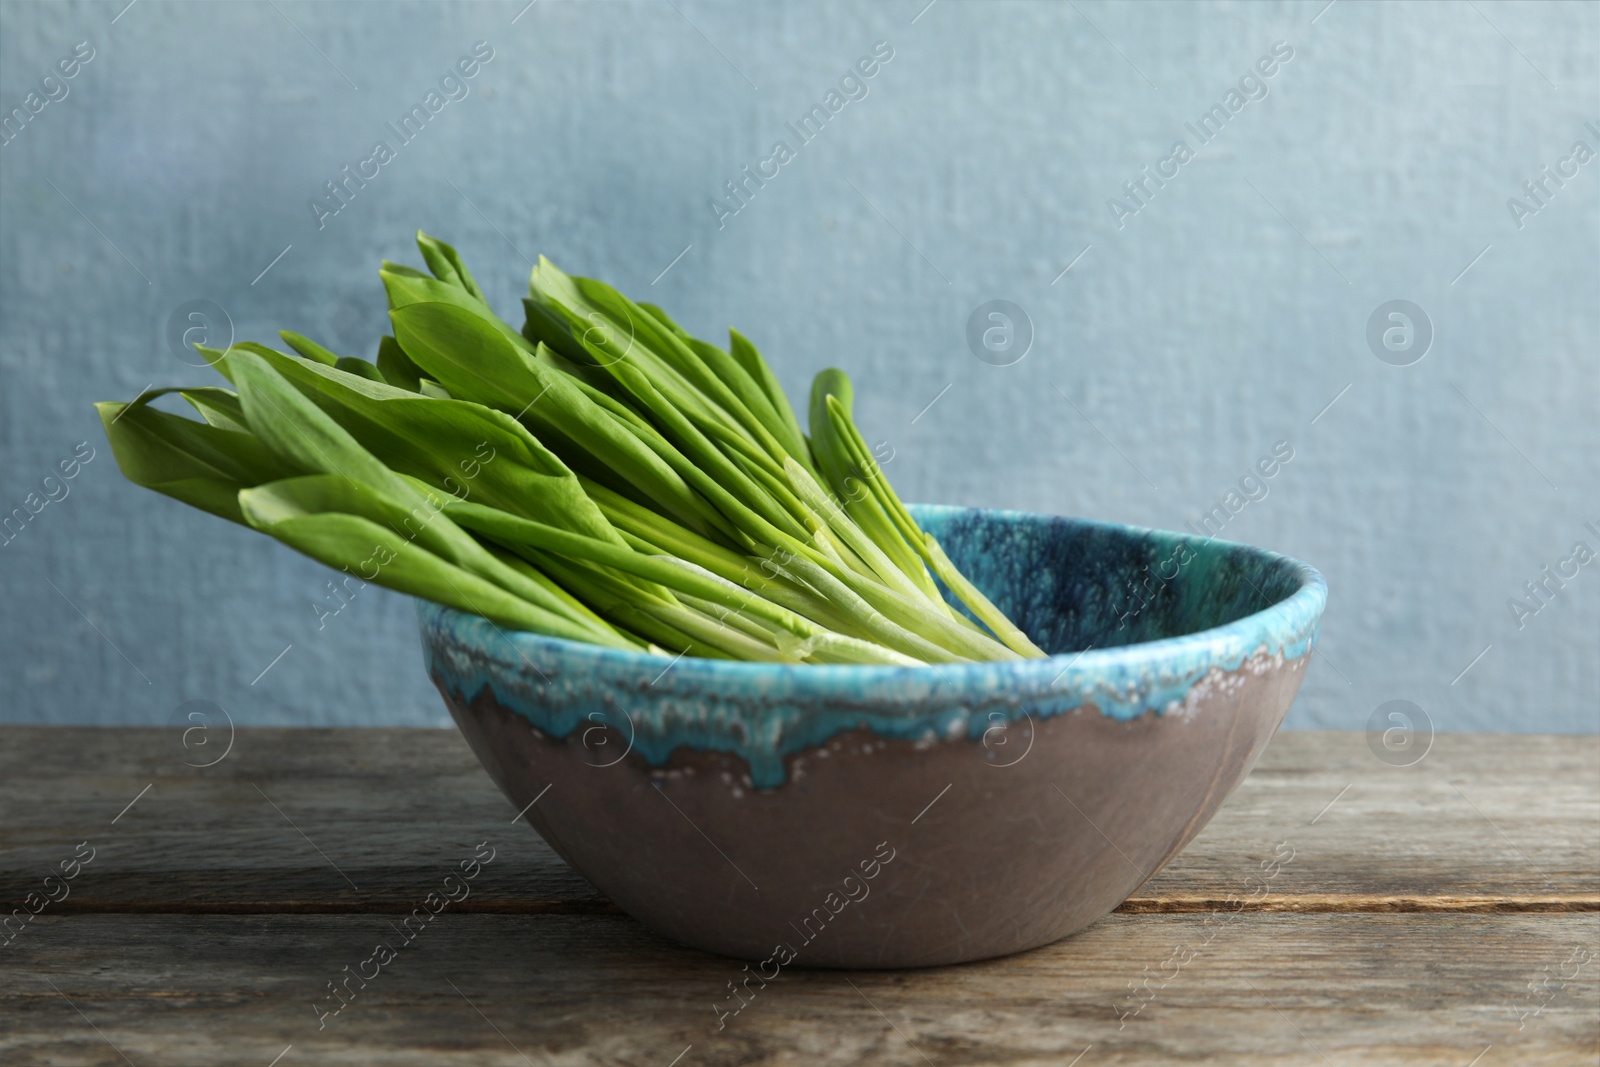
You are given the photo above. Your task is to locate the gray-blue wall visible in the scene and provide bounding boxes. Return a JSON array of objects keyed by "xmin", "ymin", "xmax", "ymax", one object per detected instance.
[{"xmin": 2, "ymin": 1, "xmax": 1595, "ymax": 733}]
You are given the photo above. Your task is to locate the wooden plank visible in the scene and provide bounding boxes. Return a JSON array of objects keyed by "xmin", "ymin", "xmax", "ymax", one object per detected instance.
[
  {"xmin": 1135, "ymin": 728, "xmax": 1600, "ymax": 912},
  {"xmin": 0, "ymin": 728, "xmax": 1594, "ymax": 914},
  {"xmin": 0, "ymin": 726, "xmax": 606, "ymax": 915},
  {"xmin": 1, "ymin": 913, "xmax": 1595, "ymax": 1065}
]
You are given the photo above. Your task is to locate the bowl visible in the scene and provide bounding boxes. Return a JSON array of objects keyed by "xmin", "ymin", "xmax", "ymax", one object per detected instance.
[{"xmin": 419, "ymin": 505, "xmax": 1325, "ymax": 968}]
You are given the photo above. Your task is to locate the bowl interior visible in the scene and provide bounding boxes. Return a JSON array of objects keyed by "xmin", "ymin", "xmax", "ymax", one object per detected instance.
[{"xmin": 916, "ymin": 504, "xmax": 1310, "ymax": 655}]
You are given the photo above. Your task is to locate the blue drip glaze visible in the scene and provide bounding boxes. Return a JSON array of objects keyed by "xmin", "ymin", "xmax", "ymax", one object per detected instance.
[{"xmin": 419, "ymin": 505, "xmax": 1326, "ymax": 789}]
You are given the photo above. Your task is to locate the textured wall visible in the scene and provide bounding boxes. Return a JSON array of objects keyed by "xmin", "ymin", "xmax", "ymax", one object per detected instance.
[{"xmin": 1, "ymin": 1, "xmax": 1595, "ymax": 733}]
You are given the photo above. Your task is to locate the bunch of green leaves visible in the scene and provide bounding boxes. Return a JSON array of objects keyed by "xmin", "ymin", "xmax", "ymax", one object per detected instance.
[{"xmin": 98, "ymin": 233, "xmax": 1045, "ymax": 665}]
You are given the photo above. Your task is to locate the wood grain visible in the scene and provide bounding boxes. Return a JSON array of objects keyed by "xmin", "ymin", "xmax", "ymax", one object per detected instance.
[
  {"xmin": 2, "ymin": 727, "xmax": 1596, "ymax": 1065},
  {"xmin": 0, "ymin": 728, "xmax": 1593, "ymax": 913},
  {"xmin": 1, "ymin": 913, "xmax": 1595, "ymax": 1065}
]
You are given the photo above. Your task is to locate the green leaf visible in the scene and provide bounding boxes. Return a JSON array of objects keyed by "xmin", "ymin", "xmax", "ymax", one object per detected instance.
[
  {"xmin": 381, "ymin": 265, "xmax": 529, "ymax": 354},
  {"xmin": 97, "ymin": 233, "xmax": 1045, "ymax": 667},
  {"xmin": 279, "ymin": 331, "xmax": 339, "ymax": 366},
  {"xmin": 179, "ymin": 387, "xmax": 250, "ymax": 433},
  {"xmin": 386, "ymin": 299, "xmax": 727, "ymax": 539},
  {"xmin": 416, "ymin": 231, "xmax": 487, "ymax": 303},
  {"xmin": 821, "ymin": 392, "xmax": 1046, "ymax": 658},
  {"xmin": 440, "ymin": 495, "xmax": 823, "ymax": 639},
  {"xmin": 729, "ymin": 327, "xmax": 809, "ymax": 461},
  {"xmin": 921, "ymin": 533, "xmax": 1047, "ymax": 658},
  {"xmin": 809, "ymin": 372, "xmax": 942, "ymax": 601},
  {"xmin": 213, "ymin": 343, "xmax": 623, "ymax": 547},
  {"xmin": 537, "ymin": 321, "xmax": 812, "ymax": 547},
  {"xmin": 96, "ymin": 389, "xmax": 295, "ymax": 523},
  {"xmin": 808, "ymin": 368, "xmax": 856, "ymax": 501},
  {"xmin": 229, "ymin": 353, "xmax": 636, "ymax": 630},
  {"xmin": 529, "ymin": 258, "xmax": 795, "ymax": 465},
  {"xmin": 375, "ymin": 336, "xmax": 424, "ymax": 392},
  {"xmin": 754, "ymin": 545, "xmax": 973, "ymax": 664},
  {"xmin": 334, "ymin": 356, "xmax": 387, "ymax": 383},
  {"xmin": 238, "ymin": 488, "xmax": 631, "ymax": 647},
  {"xmin": 230, "ymin": 351, "xmax": 408, "ymax": 496},
  {"xmin": 783, "ymin": 455, "xmax": 928, "ymax": 602}
]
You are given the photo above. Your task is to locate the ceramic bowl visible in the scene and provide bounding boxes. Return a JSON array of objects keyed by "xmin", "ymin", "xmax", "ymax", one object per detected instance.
[{"xmin": 419, "ymin": 505, "xmax": 1325, "ymax": 968}]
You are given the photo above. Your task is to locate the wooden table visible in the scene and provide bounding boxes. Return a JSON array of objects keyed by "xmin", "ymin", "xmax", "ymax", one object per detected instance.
[{"xmin": 2, "ymin": 727, "xmax": 1595, "ymax": 1065}]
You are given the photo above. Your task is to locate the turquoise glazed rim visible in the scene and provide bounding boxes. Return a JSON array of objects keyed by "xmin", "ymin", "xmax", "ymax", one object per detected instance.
[{"xmin": 419, "ymin": 505, "xmax": 1326, "ymax": 789}]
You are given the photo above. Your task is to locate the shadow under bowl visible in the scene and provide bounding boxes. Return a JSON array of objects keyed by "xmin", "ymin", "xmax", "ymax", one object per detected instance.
[{"xmin": 419, "ymin": 505, "xmax": 1326, "ymax": 968}]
